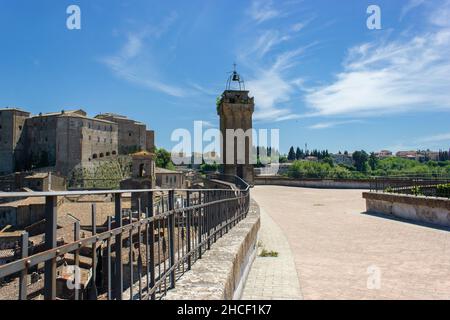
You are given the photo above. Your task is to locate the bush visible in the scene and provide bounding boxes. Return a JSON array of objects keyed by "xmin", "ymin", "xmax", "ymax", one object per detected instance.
[
  {"xmin": 411, "ymin": 186, "xmax": 423, "ymax": 196},
  {"xmin": 436, "ymin": 183, "xmax": 450, "ymax": 198}
]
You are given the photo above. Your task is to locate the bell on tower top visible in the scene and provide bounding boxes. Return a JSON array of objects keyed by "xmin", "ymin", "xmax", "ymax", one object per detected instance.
[{"xmin": 226, "ymin": 63, "xmax": 246, "ymax": 91}]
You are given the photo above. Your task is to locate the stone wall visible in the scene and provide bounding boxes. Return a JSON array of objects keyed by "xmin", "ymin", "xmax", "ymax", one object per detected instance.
[
  {"xmin": 95, "ymin": 114, "xmax": 148, "ymax": 155},
  {"xmin": 363, "ymin": 192, "xmax": 450, "ymax": 227},
  {"xmin": 164, "ymin": 199, "xmax": 260, "ymax": 300},
  {"xmin": 255, "ymin": 176, "xmax": 371, "ymax": 189},
  {"xmin": 0, "ymin": 109, "xmax": 30, "ymax": 174}
]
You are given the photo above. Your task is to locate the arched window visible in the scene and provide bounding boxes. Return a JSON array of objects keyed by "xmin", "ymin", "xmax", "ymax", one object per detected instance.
[
  {"xmin": 112, "ymin": 151, "xmax": 117, "ymax": 155},
  {"xmin": 106, "ymin": 152, "xmax": 110, "ymax": 156},
  {"xmin": 100, "ymin": 153, "xmax": 104, "ymax": 158},
  {"xmin": 93, "ymin": 154, "xmax": 98, "ymax": 159},
  {"xmin": 139, "ymin": 164, "xmax": 145, "ymax": 177}
]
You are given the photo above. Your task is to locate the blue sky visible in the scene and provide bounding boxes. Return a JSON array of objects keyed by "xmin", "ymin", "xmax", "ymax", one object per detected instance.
[{"xmin": 0, "ymin": 0, "xmax": 449, "ymax": 154}]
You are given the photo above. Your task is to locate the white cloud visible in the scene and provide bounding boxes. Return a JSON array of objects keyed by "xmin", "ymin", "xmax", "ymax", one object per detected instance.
[
  {"xmin": 291, "ymin": 22, "xmax": 306, "ymax": 32},
  {"xmin": 101, "ymin": 14, "xmax": 186, "ymax": 98},
  {"xmin": 430, "ymin": 0, "xmax": 450, "ymax": 26},
  {"xmin": 418, "ymin": 132, "xmax": 450, "ymax": 143},
  {"xmin": 199, "ymin": 120, "xmax": 215, "ymax": 128},
  {"xmin": 250, "ymin": 30, "xmax": 290, "ymax": 58},
  {"xmin": 308, "ymin": 120, "xmax": 362, "ymax": 130},
  {"xmin": 239, "ymin": 0, "xmax": 317, "ymax": 122},
  {"xmin": 400, "ymin": 0, "xmax": 426, "ymax": 20},
  {"xmin": 248, "ymin": 0, "xmax": 281, "ymax": 24},
  {"xmin": 245, "ymin": 45, "xmax": 312, "ymax": 122},
  {"xmin": 305, "ymin": 26, "xmax": 450, "ymax": 117},
  {"xmin": 291, "ymin": 17, "xmax": 314, "ymax": 32}
]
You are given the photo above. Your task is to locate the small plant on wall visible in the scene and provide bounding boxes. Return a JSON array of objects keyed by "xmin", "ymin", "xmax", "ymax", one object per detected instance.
[{"xmin": 411, "ymin": 186, "xmax": 423, "ymax": 196}]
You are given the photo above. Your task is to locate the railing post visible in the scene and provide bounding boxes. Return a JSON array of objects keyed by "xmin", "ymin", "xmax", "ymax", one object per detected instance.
[
  {"xmin": 106, "ymin": 217, "xmax": 112, "ymax": 300},
  {"xmin": 186, "ymin": 191, "xmax": 192, "ymax": 270},
  {"xmin": 114, "ymin": 193, "xmax": 123, "ymax": 300},
  {"xmin": 44, "ymin": 195, "xmax": 57, "ymax": 300},
  {"xmin": 89, "ymin": 204, "xmax": 98, "ymax": 299},
  {"xmin": 74, "ymin": 220, "xmax": 80, "ymax": 300},
  {"xmin": 168, "ymin": 190, "xmax": 176, "ymax": 289},
  {"xmin": 146, "ymin": 191, "xmax": 155, "ymax": 300},
  {"xmin": 206, "ymin": 192, "xmax": 211, "ymax": 250},
  {"xmin": 198, "ymin": 191, "xmax": 202, "ymax": 259},
  {"xmin": 19, "ymin": 231, "xmax": 28, "ymax": 300}
]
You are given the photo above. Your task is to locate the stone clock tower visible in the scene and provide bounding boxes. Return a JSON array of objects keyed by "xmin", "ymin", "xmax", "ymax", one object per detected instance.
[{"xmin": 217, "ymin": 66, "xmax": 255, "ymax": 184}]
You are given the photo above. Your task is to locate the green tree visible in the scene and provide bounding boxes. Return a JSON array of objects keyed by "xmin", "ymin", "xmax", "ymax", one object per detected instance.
[
  {"xmin": 155, "ymin": 148, "xmax": 174, "ymax": 169},
  {"xmin": 279, "ymin": 155, "xmax": 288, "ymax": 163},
  {"xmin": 321, "ymin": 156, "xmax": 334, "ymax": 167},
  {"xmin": 352, "ymin": 150, "xmax": 369, "ymax": 172},
  {"xmin": 368, "ymin": 152, "xmax": 378, "ymax": 171},
  {"xmin": 288, "ymin": 147, "xmax": 296, "ymax": 161},
  {"xmin": 295, "ymin": 147, "xmax": 303, "ymax": 160}
]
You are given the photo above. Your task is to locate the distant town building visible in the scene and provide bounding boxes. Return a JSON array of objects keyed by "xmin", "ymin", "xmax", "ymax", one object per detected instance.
[
  {"xmin": 423, "ymin": 151, "xmax": 440, "ymax": 161},
  {"xmin": 375, "ymin": 150, "xmax": 393, "ymax": 159},
  {"xmin": 305, "ymin": 156, "xmax": 319, "ymax": 162},
  {"xmin": 155, "ymin": 167, "xmax": 186, "ymax": 189},
  {"xmin": 396, "ymin": 151, "xmax": 418, "ymax": 160},
  {"xmin": 331, "ymin": 153, "xmax": 353, "ymax": 166}
]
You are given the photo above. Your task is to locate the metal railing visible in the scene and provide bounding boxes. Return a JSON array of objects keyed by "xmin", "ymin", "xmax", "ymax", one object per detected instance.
[
  {"xmin": 370, "ymin": 176, "xmax": 450, "ymax": 198},
  {"xmin": 0, "ymin": 176, "xmax": 250, "ymax": 300}
]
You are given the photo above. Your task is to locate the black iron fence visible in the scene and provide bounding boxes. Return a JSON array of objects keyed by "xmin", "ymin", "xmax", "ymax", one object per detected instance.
[
  {"xmin": 0, "ymin": 175, "xmax": 250, "ymax": 300},
  {"xmin": 370, "ymin": 176, "xmax": 450, "ymax": 198}
]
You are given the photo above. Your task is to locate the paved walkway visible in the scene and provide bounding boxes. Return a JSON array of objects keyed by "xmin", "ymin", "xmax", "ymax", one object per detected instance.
[
  {"xmin": 242, "ymin": 205, "xmax": 303, "ymax": 300},
  {"xmin": 244, "ymin": 186, "xmax": 450, "ymax": 300}
]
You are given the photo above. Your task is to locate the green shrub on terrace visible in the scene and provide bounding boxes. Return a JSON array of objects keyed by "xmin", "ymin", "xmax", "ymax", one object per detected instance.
[
  {"xmin": 436, "ymin": 183, "xmax": 450, "ymax": 198},
  {"xmin": 384, "ymin": 187, "xmax": 393, "ymax": 193},
  {"xmin": 410, "ymin": 186, "xmax": 423, "ymax": 196},
  {"xmin": 287, "ymin": 161, "xmax": 366, "ymax": 179}
]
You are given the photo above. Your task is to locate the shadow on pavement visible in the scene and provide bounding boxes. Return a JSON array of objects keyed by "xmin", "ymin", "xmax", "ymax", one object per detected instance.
[{"xmin": 361, "ymin": 211, "xmax": 450, "ymax": 233}]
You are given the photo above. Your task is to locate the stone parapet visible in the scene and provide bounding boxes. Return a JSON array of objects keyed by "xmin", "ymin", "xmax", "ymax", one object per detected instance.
[
  {"xmin": 255, "ymin": 176, "xmax": 371, "ymax": 189},
  {"xmin": 363, "ymin": 192, "xmax": 450, "ymax": 227},
  {"xmin": 164, "ymin": 200, "xmax": 260, "ymax": 300}
]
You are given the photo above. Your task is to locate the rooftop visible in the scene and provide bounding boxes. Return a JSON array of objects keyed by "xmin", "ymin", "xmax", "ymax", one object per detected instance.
[
  {"xmin": 0, "ymin": 196, "xmax": 46, "ymax": 208},
  {"xmin": 30, "ymin": 110, "xmax": 116, "ymax": 125},
  {"xmin": 0, "ymin": 107, "xmax": 30, "ymax": 114},
  {"xmin": 131, "ymin": 151, "xmax": 154, "ymax": 158},
  {"xmin": 155, "ymin": 167, "xmax": 181, "ymax": 174}
]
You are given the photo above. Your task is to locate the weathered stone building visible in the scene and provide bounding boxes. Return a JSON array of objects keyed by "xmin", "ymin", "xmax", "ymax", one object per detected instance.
[
  {"xmin": 0, "ymin": 108, "xmax": 30, "ymax": 175},
  {"xmin": 155, "ymin": 167, "xmax": 186, "ymax": 189},
  {"xmin": 0, "ymin": 172, "xmax": 66, "ymax": 192},
  {"xmin": 120, "ymin": 151, "xmax": 156, "ymax": 211},
  {"xmin": 25, "ymin": 109, "xmax": 119, "ymax": 176},
  {"xmin": 0, "ymin": 108, "xmax": 155, "ymax": 177},
  {"xmin": 95, "ymin": 113, "xmax": 155, "ymax": 154}
]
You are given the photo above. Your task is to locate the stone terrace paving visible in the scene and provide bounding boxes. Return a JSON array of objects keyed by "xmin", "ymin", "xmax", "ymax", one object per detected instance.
[{"xmin": 243, "ymin": 186, "xmax": 450, "ymax": 300}]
